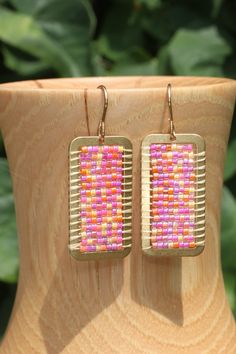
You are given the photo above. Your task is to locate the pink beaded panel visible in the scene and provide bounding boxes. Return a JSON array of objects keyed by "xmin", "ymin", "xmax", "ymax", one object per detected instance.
[
  {"xmin": 150, "ymin": 143, "xmax": 196, "ymax": 250},
  {"xmin": 78, "ymin": 145, "xmax": 124, "ymax": 253},
  {"xmin": 69, "ymin": 137, "xmax": 132, "ymax": 260}
]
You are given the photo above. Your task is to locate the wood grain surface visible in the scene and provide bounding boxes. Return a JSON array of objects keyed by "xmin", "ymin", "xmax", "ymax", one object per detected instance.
[{"xmin": 0, "ymin": 76, "xmax": 235, "ymax": 354}]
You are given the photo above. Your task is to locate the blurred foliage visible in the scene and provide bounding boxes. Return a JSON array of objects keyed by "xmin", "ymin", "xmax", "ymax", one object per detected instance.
[{"xmin": 0, "ymin": 0, "xmax": 236, "ymax": 339}]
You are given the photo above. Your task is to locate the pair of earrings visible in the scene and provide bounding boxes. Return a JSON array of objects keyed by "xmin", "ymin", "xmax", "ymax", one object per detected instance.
[{"xmin": 68, "ymin": 84, "xmax": 206, "ymax": 260}]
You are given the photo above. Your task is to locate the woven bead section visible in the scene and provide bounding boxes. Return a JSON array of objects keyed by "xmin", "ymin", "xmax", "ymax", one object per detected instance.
[
  {"xmin": 150, "ymin": 143, "xmax": 196, "ymax": 249},
  {"xmin": 78, "ymin": 145, "xmax": 124, "ymax": 253}
]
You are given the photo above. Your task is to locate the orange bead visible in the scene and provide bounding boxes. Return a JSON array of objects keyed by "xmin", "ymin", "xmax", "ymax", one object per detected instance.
[
  {"xmin": 189, "ymin": 242, "xmax": 196, "ymax": 248},
  {"xmin": 173, "ymin": 242, "xmax": 179, "ymax": 248},
  {"xmin": 100, "ymin": 245, "xmax": 107, "ymax": 251},
  {"xmin": 111, "ymin": 188, "xmax": 117, "ymax": 194},
  {"xmin": 163, "ymin": 166, "xmax": 168, "ymax": 172},
  {"xmin": 87, "ymin": 176, "xmax": 92, "ymax": 183},
  {"xmin": 152, "ymin": 166, "xmax": 158, "ymax": 173},
  {"xmin": 81, "ymin": 146, "xmax": 88, "ymax": 153},
  {"xmin": 80, "ymin": 245, "xmax": 86, "ymax": 252}
]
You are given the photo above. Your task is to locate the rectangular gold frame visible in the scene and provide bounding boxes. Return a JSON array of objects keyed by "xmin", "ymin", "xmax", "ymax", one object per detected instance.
[
  {"xmin": 141, "ymin": 133, "xmax": 205, "ymax": 257},
  {"xmin": 69, "ymin": 136, "xmax": 133, "ymax": 261}
]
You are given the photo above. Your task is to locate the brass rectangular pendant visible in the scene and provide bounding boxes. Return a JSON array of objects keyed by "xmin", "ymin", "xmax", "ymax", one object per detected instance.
[
  {"xmin": 69, "ymin": 136, "xmax": 132, "ymax": 261},
  {"xmin": 141, "ymin": 134, "xmax": 205, "ymax": 257}
]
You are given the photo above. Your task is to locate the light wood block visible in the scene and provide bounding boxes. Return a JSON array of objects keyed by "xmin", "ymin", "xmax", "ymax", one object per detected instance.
[{"xmin": 0, "ymin": 76, "xmax": 235, "ymax": 353}]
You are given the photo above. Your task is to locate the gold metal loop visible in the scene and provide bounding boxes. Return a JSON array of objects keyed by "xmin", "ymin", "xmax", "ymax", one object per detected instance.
[
  {"xmin": 167, "ymin": 83, "xmax": 176, "ymax": 140},
  {"xmin": 97, "ymin": 85, "xmax": 108, "ymax": 144}
]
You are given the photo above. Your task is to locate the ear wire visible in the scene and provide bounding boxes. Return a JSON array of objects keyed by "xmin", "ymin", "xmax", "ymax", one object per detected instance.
[
  {"xmin": 97, "ymin": 85, "xmax": 108, "ymax": 144},
  {"xmin": 167, "ymin": 83, "xmax": 176, "ymax": 141}
]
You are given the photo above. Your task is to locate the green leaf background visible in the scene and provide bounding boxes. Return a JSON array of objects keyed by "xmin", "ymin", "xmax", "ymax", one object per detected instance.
[{"xmin": 0, "ymin": 0, "xmax": 236, "ymax": 338}]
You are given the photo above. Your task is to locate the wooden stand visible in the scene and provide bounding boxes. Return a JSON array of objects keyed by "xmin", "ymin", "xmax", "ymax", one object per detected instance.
[{"xmin": 0, "ymin": 77, "xmax": 235, "ymax": 353}]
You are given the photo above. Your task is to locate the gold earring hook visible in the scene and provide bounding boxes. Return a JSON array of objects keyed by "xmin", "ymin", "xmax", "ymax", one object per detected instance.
[
  {"xmin": 97, "ymin": 85, "xmax": 108, "ymax": 144},
  {"xmin": 167, "ymin": 83, "xmax": 176, "ymax": 140}
]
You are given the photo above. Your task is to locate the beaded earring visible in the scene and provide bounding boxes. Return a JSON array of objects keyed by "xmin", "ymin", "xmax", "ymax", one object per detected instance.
[
  {"xmin": 69, "ymin": 85, "xmax": 133, "ymax": 260},
  {"xmin": 141, "ymin": 84, "xmax": 206, "ymax": 256}
]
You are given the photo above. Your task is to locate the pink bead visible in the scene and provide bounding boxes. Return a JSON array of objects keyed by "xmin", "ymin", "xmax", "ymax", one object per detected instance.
[
  {"xmin": 103, "ymin": 146, "xmax": 109, "ymax": 153},
  {"xmin": 187, "ymin": 144, "xmax": 193, "ymax": 151},
  {"xmin": 187, "ymin": 236, "xmax": 194, "ymax": 241},
  {"xmin": 157, "ymin": 242, "xmax": 164, "ymax": 248}
]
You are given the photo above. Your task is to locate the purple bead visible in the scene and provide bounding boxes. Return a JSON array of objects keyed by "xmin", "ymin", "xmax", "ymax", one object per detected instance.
[{"xmin": 157, "ymin": 242, "xmax": 164, "ymax": 248}]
